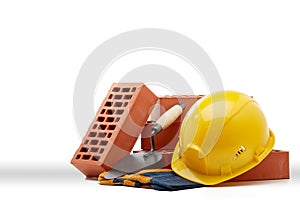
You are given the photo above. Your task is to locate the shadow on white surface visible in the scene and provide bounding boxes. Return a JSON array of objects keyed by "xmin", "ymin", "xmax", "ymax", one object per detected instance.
[
  {"xmin": 1, "ymin": 163, "xmax": 298, "ymax": 186},
  {"xmin": 0, "ymin": 164, "xmax": 87, "ymax": 185},
  {"xmin": 0, "ymin": 163, "xmax": 299, "ymax": 200}
]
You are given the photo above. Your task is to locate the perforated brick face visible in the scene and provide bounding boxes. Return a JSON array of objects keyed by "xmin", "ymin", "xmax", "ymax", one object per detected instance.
[{"xmin": 71, "ymin": 83, "xmax": 157, "ymax": 178}]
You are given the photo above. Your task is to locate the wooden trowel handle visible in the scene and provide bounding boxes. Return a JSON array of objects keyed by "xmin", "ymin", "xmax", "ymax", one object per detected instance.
[
  {"xmin": 156, "ymin": 102, "xmax": 185, "ymax": 130},
  {"xmin": 151, "ymin": 102, "xmax": 185, "ymax": 136}
]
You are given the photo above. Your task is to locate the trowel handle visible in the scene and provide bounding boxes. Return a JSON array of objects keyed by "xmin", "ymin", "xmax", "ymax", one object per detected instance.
[{"xmin": 152, "ymin": 102, "xmax": 185, "ymax": 135}]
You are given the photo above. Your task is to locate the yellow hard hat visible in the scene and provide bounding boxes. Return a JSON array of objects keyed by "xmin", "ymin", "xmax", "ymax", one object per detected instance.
[{"xmin": 171, "ymin": 90, "xmax": 275, "ymax": 185}]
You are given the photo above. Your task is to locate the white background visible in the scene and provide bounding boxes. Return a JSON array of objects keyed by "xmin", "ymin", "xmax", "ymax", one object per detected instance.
[{"xmin": 0, "ymin": 0, "xmax": 299, "ymax": 199}]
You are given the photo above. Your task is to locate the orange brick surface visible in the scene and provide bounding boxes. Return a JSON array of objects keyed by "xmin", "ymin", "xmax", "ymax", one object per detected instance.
[
  {"xmin": 71, "ymin": 83, "xmax": 158, "ymax": 178},
  {"xmin": 229, "ymin": 150, "xmax": 290, "ymax": 182},
  {"xmin": 141, "ymin": 122, "xmax": 181, "ymax": 150}
]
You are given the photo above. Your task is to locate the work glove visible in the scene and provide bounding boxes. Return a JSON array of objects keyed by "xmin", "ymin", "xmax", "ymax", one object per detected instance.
[{"xmin": 98, "ymin": 169, "xmax": 203, "ymax": 191}]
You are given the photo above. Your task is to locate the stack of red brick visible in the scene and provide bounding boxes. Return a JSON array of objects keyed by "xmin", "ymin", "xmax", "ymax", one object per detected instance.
[{"xmin": 71, "ymin": 83, "xmax": 290, "ymax": 182}]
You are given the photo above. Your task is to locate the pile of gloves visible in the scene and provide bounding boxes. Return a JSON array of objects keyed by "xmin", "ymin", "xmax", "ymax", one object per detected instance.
[{"xmin": 99, "ymin": 169, "xmax": 203, "ymax": 191}]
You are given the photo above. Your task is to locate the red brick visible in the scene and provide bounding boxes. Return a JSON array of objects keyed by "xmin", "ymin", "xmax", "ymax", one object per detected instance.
[
  {"xmin": 71, "ymin": 83, "xmax": 158, "ymax": 178},
  {"xmin": 141, "ymin": 122, "xmax": 181, "ymax": 150},
  {"xmin": 229, "ymin": 150, "xmax": 290, "ymax": 182}
]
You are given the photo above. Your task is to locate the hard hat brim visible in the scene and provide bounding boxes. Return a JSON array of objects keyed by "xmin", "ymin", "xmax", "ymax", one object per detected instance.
[{"xmin": 171, "ymin": 129, "xmax": 275, "ymax": 185}]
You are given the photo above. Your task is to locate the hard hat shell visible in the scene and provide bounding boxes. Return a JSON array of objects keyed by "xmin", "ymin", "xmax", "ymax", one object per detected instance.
[{"xmin": 171, "ymin": 90, "xmax": 275, "ymax": 185}]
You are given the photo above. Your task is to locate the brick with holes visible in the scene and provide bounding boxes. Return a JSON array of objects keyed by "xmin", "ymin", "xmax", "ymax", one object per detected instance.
[{"xmin": 71, "ymin": 83, "xmax": 158, "ymax": 178}]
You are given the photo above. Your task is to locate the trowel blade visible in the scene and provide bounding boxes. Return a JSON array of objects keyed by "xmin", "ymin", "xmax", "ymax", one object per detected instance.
[{"xmin": 104, "ymin": 152, "xmax": 162, "ymax": 179}]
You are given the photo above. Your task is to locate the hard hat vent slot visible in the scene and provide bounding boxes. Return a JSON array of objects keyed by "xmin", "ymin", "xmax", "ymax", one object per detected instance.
[{"xmin": 233, "ymin": 145, "xmax": 246, "ymax": 160}]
